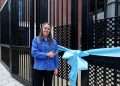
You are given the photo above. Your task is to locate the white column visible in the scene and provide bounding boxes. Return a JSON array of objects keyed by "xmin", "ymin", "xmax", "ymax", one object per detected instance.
[
  {"xmin": 106, "ymin": 0, "xmax": 116, "ymax": 18},
  {"xmin": 34, "ymin": 0, "xmax": 36, "ymax": 37}
]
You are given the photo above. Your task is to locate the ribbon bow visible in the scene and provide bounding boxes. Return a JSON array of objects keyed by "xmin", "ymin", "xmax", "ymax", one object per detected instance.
[{"xmin": 58, "ymin": 45, "xmax": 120, "ymax": 86}]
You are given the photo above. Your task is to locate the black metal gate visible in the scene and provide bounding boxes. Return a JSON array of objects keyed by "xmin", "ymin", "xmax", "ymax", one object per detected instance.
[
  {"xmin": 0, "ymin": 0, "xmax": 34, "ymax": 85},
  {"xmin": 0, "ymin": 0, "xmax": 77, "ymax": 86},
  {"xmin": 82, "ymin": 0, "xmax": 120, "ymax": 86},
  {"xmin": 0, "ymin": 0, "xmax": 86, "ymax": 86},
  {"xmin": 81, "ymin": 0, "xmax": 120, "ymax": 49}
]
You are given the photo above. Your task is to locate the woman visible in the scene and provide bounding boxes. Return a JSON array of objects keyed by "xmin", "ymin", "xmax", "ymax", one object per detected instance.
[{"xmin": 31, "ymin": 23, "xmax": 59, "ymax": 86}]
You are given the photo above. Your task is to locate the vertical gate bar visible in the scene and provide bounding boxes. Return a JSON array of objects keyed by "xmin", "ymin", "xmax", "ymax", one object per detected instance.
[
  {"xmin": 57, "ymin": 0, "xmax": 59, "ymax": 26},
  {"xmin": 56, "ymin": 0, "xmax": 59, "ymax": 86},
  {"xmin": 53, "ymin": 2, "xmax": 55, "ymax": 84},
  {"xmin": 24, "ymin": 48, "xmax": 26, "ymax": 80},
  {"xmin": 9, "ymin": 0, "xmax": 12, "ymax": 72},
  {"xmin": 27, "ymin": 49, "xmax": 29, "ymax": 81},
  {"xmin": 27, "ymin": 0, "xmax": 29, "ymax": 27},
  {"xmin": 51, "ymin": 0, "xmax": 54, "ymax": 25},
  {"xmin": 23, "ymin": 48, "xmax": 26, "ymax": 80},
  {"xmin": 28, "ymin": 0, "xmax": 30, "ymax": 46},
  {"xmin": 29, "ymin": 0, "xmax": 30, "ymax": 46},
  {"xmin": 61, "ymin": 0, "xmax": 64, "ymax": 86},
  {"xmin": 115, "ymin": 0, "xmax": 118, "ymax": 17},
  {"xmin": 66, "ymin": 0, "xmax": 68, "ymax": 25},
  {"xmin": 28, "ymin": 0, "xmax": 30, "ymax": 81},
  {"xmin": 54, "ymin": 0, "xmax": 56, "ymax": 26},
  {"xmin": 25, "ymin": 0, "xmax": 27, "ymax": 45},
  {"xmin": 53, "ymin": 0, "xmax": 55, "ymax": 26},
  {"xmin": 25, "ymin": 48, "xmax": 27, "ymax": 80},
  {"xmin": 23, "ymin": 0, "xmax": 25, "ymax": 28},
  {"xmin": 19, "ymin": 48, "xmax": 22, "ymax": 77},
  {"xmin": 20, "ymin": 48, "xmax": 22, "ymax": 79},
  {"xmin": 104, "ymin": 0, "xmax": 107, "ymax": 18},
  {"xmin": 24, "ymin": 0, "xmax": 27, "ymax": 80},
  {"xmin": 27, "ymin": 48, "xmax": 29, "ymax": 81},
  {"xmin": 57, "ymin": 28, "xmax": 59, "ymax": 86},
  {"xmin": 34, "ymin": 0, "xmax": 36, "ymax": 37},
  {"xmin": 18, "ymin": 0, "xmax": 19, "ymax": 27},
  {"xmin": 53, "ymin": 0, "xmax": 56, "ymax": 85},
  {"xmin": 26, "ymin": 0, "xmax": 28, "ymax": 46},
  {"xmin": 24, "ymin": 0, "xmax": 26, "ymax": 28},
  {"xmin": 48, "ymin": 0, "xmax": 50, "ymax": 24},
  {"xmin": 95, "ymin": 0, "xmax": 97, "ymax": 21},
  {"xmin": 53, "ymin": 75, "xmax": 55, "ymax": 86},
  {"xmin": 53, "ymin": 0, "xmax": 56, "ymax": 84},
  {"xmin": 0, "ymin": 3, "xmax": 2, "ymax": 43},
  {"xmin": 22, "ymin": 48, "xmax": 24, "ymax": 79},
  {"xmin": 20, "ymin": 0, "xmax": 22, "ymax": 27},
  {"xmin": 25, "ymin": 0, "xmax": 27, "ymax": 28},
  {"xmin": 26, "ymin": 0, "xmax": 28, "ymax": 45},
  {"xmin": 26, "ymin": 48, "xmax": 28, "ymax": 81},
  {"xmin": 21, "ymin": 0, "xmax": 22, "ymax": 27},
  {"xmin": 66, "ymin": 0, "xmax": 68, "ymax": 85},
  {"xmin": 21, "ymin": 0, "xmax": 23, "ymax": 27},
  {"xmin": 50, "ymin": 0, "xmax": 52, "ymax": 25},
  {"xmin": 29, "ymin": 48, "xmax": 31, "ymax": 82},
  {"xmin": 24, "ymin": 48, "xmax": 27, "ymax": 80},
  {"xmin": 71, "ymin": 0, "xmax": 78, "ymax": 49},
  {"xmin": 115, "ymin": 0, "xmax": 118, "ymax": 47}
]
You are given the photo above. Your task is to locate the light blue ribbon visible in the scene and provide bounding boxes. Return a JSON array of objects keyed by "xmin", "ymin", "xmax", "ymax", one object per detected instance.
[{"xmin": 58, "ymin": 45, "xmax": 120, "ymax": 86}]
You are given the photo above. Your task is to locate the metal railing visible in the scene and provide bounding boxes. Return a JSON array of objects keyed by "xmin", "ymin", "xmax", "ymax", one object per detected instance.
[
  {"xmin": 84, "ymin": 55, "xmax": 120, "ymax": 86},
  {"xmin": 1, "ymin": 44, "xmax": 88, "ymax": 86}
]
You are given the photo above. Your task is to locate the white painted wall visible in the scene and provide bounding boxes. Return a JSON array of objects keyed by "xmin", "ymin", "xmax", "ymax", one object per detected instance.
[
  {"xmin": 97, "ymin": 11, "xmax": 104, "ymax": 20},
  {"xmin": 106, "ymin": 3, "xmax": 115, "ymax": 18},
  {"xmin": 94, "ymin": 0, "xmax": 119, "ymax": 20}
]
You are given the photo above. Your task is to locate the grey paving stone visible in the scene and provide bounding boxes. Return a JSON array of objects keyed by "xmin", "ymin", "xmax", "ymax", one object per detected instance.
[{"xmin": 0, "ymin": 62, "xmax": 24, "ymax": 86}]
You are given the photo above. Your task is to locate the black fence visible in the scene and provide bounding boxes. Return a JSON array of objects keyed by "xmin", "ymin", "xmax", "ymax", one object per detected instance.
[
  {"xmin": 0, "ymin": 1, "xmax": 79, "ymax": 84},
  {"xmin": 54, "ymin": 25, "xmax": 72, "ymax": 48},
  {"xmin": 94, "ymin": 16, "xmax": 120, "ymax": 48},
  {"xmin": 3, "ymin": 0, "xmax": 120, "ymax": 86},
  {"xmin": 81, "ymin": 0, "xmax": 120, "ymax": 84},
  {"xmin": 11, "ymin": 46, "xmax": 32, "ymax": 85},
  {"xmin": 84, "ymin": 55, "xmax": 120, "ymax": 86},
  {"xmin": 0, "ymin": 45, "xmax": 32, "ymax": 86},
  {"xmin": 82, "ymin": 16, "xmax": 120, "ymax": 86}
]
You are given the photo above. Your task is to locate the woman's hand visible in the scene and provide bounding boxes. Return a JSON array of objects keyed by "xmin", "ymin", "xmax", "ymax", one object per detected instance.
[
  {"xmin": 54, "ymin": 68, "xmax": 58, "ymax": 76},
  {"xmin": 47, "ymin": 51, "xmax": 56, "ymax": 58}
]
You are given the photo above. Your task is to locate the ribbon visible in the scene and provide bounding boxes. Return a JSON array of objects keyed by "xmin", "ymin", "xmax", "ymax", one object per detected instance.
[{"xmin": 58, "ymin": 45, "xmax": 120, "ymax": 86}]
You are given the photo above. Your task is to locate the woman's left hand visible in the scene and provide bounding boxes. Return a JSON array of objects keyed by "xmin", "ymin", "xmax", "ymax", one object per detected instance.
[{"xmin": 54, "ymin": 69, "xmax": 58, "ymax": 76}]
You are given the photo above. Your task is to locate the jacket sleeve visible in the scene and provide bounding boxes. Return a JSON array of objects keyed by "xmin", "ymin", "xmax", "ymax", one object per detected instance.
[
  {"xmin": 55, "ymin": 53, "xmax": 59, "ymax": 69},
  {"xmin": 31, "ymin": 37, "xmax": 48, "ymax": 59},
  {"xmin": 54, "ymin": 40, "xmax": 59, "ymax": 69}
]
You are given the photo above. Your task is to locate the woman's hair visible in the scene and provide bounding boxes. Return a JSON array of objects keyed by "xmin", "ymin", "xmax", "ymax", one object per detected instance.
[{"xmin": 39, "ymin": 22, "xmax": 53, "ymax": 42}]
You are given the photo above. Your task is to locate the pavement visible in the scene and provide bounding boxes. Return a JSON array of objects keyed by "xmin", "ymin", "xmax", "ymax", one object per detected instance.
[{"xmin": 0, "ymin": 62, "xmax": 24, "ymax": 86}]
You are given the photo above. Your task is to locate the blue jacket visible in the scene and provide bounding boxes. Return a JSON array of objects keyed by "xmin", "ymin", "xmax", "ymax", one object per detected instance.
[{"xmin": 31, "ymin": 36, "xmax": 59, "ymax": 70}]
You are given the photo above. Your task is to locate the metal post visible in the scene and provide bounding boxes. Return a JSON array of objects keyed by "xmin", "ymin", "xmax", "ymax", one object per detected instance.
[
  {"xmin": 104, "ymin": 0, "xmax": 107, "ymax": 18},
  {"xmin": 0, "ymin": 8, "xmax": 2, "ymax": 44},
  {"xmin": 115, "ymin": 0, "xmax": 118, "ymax": 17},
  {"xmin": 34, "ymin": 0, "xmax": 36, "ymax": 37},
  {"xmin": 0, "ymin": 4, "xmax": 1, "ymax": 60},
  {"xmin": 9, "ymin": 0, "xmax": 12, "ymax": 72},
  {"xmin": 71, "ymin": 0, "xmax": 78, "ymax": 49}
]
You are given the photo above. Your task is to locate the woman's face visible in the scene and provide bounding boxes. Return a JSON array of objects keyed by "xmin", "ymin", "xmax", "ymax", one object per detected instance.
[{"xmin": 42, "ymin": 24, "xmax": 51, "ymax": 37}]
